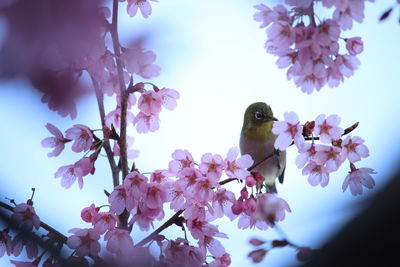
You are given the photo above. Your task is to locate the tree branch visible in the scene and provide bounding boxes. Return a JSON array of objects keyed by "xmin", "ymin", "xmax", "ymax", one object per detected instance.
[{"xmin": 91, "ymin": 76, "xmax": 120, "ymax": 188}]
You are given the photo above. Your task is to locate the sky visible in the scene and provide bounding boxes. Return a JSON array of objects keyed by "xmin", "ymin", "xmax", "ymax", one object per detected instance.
[{"xmin": 1, "ymin": 0, "xmax": 400, "ymax": 266}]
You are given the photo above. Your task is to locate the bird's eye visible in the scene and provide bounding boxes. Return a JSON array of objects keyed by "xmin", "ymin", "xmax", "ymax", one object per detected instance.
[{"xmin": 254, "ymin": 111, "xmax": 264, "ymax": 120}]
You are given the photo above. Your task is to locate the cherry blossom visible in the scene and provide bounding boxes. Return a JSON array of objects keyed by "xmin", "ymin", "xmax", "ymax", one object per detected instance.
[
  {"xmin": 123, "ymin": 170, "xmax": 148, "ymax": 199},
  {"xmin": 11, "ymin": 204, "xmax": 40, "ymax": 231},
  {"xmin": 224, "ymin": 147, "xmax": 253, "ymax": 180},
  {"xmin": 345, "ymin": 37, "xmax": 364, "ymax": 55},
  {"xmin": 144, "ymin": 182, "xmax": 170, "ymax": 209},
  {"xmin": 41, "ymin": 123, "xmax": 69, "ymax": 157},
  {"xmin": 0, "ymin": 229, "xmax": 13, "ymax": 257},
  {"xmin": 342, "ymin": 166, "xmax": 376, "ymax": 196},
  {"xmin": 272, "ymin": 111, "xmax": 304, "ymax": 150},
  {"xmin": 104, "ymin": 228, "xmax": 134, "ymax": 256},
  {"xmin": 208, "ymin": 253, "xmax": 231, "ymax": 267},
  {"xmin": 65, "ymin": 124, "xmax": 93, "ymax": 153},
  {"xmin": 126, "ymin": 0, "xmax": 158, "ymax": 19},
  {"xmin": 199, "ymin": 153, "xmax": 224, "ymax": 180},
  {"xmin": 92, "ymin": 212, "xmax": 118, "ymax": 234},
  {"xmin": 11, "ymin": 234, "xmax": 38, "ymax": 259},
  {"xmin": 81, "ymin": 203, "xmax": 98, "ymax": 223},
  {"xmin": 105, "ymin": 106, "xmax": 135, "ymax": 129},
  {"xmin": 211, "ymin": 189, "xmax": 236, "ymax": 219},
  {"xmin": 108, "ymin": 185, "xmax": 136, "ymax": 215},
  {"xmin": 314, "ymin": 114, "xmax": 344, "ymax": 143},
  {"xmin": 54, "ymin": 157, "xmax": 93, "ymax": 189},
  {"xmin": 255, "ymin": 193, "xmax": 291, "ymax": 225},
  {"xmin": 302, "ymin": 161, "xmax": 330, "ymax": 187},
  {"xmin": 158, "ymin": 87, "xmax": 180, "ymax": 110},
  {"xmin": 341, "ymin": 135, "xmax": 369, "ymax": 163},
  {"xmin": 314, "ymin": 145, "xmax": 344, "ymax": 172},
  {"xmin": 137, "ymin": 90, "xmax": 162, "ymax": 116},
  {"xmin": 67, "ymin": 228, "xmax": 101, "ymax": 257},
  {"xmin": 120, "ymin": 47, "xmax": 160, "ymax": 78},
  {"xmin": 168, "ymin": 149, "xmax": 195, "ymax": 176},
  {"xmin": 296, "ymin": 142, "xmax": 317, "ymax": 168},
  {"xmin": 133, "ymin": 111, "xmax": 160, "ymax": 133}
]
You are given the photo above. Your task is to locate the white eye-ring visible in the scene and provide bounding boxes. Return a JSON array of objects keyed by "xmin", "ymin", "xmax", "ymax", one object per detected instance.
[{"xmin": 255, "ymin": 111, "xmax": 264, "ymax": 120}]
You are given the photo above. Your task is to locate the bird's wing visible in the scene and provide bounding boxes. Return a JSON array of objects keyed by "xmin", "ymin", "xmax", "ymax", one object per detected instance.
[{"xmin": 278, "ymin": 167, "xmax": 285, "ymax": 184}]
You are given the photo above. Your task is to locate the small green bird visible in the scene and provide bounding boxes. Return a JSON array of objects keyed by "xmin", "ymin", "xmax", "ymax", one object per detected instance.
[{"xmin": 240, "ymin": 102, "xmax": 286, "ymax": 193}]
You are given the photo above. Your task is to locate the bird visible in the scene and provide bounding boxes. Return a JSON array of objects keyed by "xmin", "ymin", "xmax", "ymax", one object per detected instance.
[{"xmin": 240, "ymin": 102, "xmax": 286, "ymax": 193}]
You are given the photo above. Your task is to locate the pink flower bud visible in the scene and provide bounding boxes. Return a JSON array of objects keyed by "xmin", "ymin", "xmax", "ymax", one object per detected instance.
[
  {"xmin": 346, "ymin": 37, "xmax": 363, "ymax": 56},
  {"xmin": 245, "ymin": 175, "xmax": 256, "ymax": 187}
]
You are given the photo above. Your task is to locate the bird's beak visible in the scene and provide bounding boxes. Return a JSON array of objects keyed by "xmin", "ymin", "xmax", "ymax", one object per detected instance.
[{"xmin": 272, "ymin": 116, "xmax": 278, "ymax": 121}]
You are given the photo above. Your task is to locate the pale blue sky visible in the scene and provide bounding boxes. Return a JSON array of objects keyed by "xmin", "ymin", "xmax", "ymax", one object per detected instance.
[{"xmin": 1, "ymin": 0, "xmax": 400, "ymax": 266}]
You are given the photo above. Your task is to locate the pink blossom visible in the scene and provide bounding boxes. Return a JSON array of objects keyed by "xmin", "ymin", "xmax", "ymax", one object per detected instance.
[
  {"xmin": 336, "ymin": 54, "xmax": 360, "ymax": 78},
  {"xmin": 158, "ymin": 87, "xmax": 180, "ymax": 110},
  {"xmin": 127, "ymin": 0, "xmax": 158, "ymax": 19},
  {"xmin": 346, "ymin": 37, "xmax": 363, "ymax": 55},
  {"xmin": 120, "ymin": 47, "xmax": 160, "ymax": 78},
  {"xmin": 314, "ymin": 145, "xmax": 344, "ymax": 172},
  {"xmin": 65, "ymin": 124, "xmax": 93, "ymax": 152},
  {"xmin": 12, "ymin": 234, "xmax": 38, "ymax": 259},
  {"xmin": 302, "ymin": 161, "xmax": 330, "ymax": 187},
  {"xmin": 92, "ymin": 212, "xmax": 118, "ymax": 234},
  {"xmin": 315, "ymin": 19, "xmax": 340, "ymax": 46},
  {"xmin": 199, "ymin": 153, "xmax": 224, "ymax": 180},
  {"xmin": 267, "ymin": 21, "xmax": 295, "ymax": 50},
  {"xmin": 113, "ymin": 136, "xmax": 140, "ymax": 159},
  {"xmin": 272, "ymin": 111, "xmax": 304, "ymax": 150},
  {"xmin": 133, "ymin": 111, "xmax": 160, "ymax": 133},
  {"xmin": 81, "ymin": 203, "xmax": 98, "ymax": 223},
  {"xmin": 193, "ymin": 176, "xmax": 219, "ymax": 204},
  {"xmin": 0, "ymin": 229, "xmax": 13, "ymax": 257},
  {"xmin": 67, "ymin": 228, "xmax": 100, "ymax": 257},
  {"xmin": 123, "ymin": 171, "xmax": 148, "ymax": 199},
  {"xmin": 11, "ymin": 203, "xmax": 40, "ymax": 231},
  {"xmin": 255, "ymin": 193, "xmax": 291, "ymax": 225},
  {"xmin": 150, "ymin": 169, "xmax": 170, "ymax": 183},
  {"xmin": 104, "ymin": 228, "xmax": 134, "ymax": 256},
  {"xmin": 224, "ymin": 147, "xmax": 253, "ymax": 180},
  {"xmin": 342, "ymin": 167, "xmax": 376, "ymax": 196},
  {"xmin": 253, "ymin": 4, "xmax": 292, "ymax": 28},
  {"xmin": 108, "ymin": 185, "xmax": 136, "ymax": 215},
  {"xmin": 341, "ymin": 135, "xmax": 369, "ymax": 163},
  {"xmin": 138, "ymin": 90, "xmax": 162, "ymax": 115},
  {"xmin": 41, "ymin": 123, "xmax": 68, "ymax": 157},
  {"xmin": 105, "ymin": 107, "xmax": 135, "ymax": 129},
  {"xmin": 208, "ymin": 253, "xmax": 231, "ymax": 267},
  {"xmin": 54, "ymin": 157, "xmax": 93, "ymax": 189},
  {"xmin": 145, "ymin": 182, "xmax": 170, "ymax": 209},
  {"xmin": 211, "ymin": 189, "xmax": 236, "ymax": 219},
  {"xmin": 168, "ymin": 149, "xmax": 195, "ymax": 175},
  {"xmin": 129, "ymin": 202, "xmax": 164, "ymax": 231},
  {"xmin": 314, "ymin": 114, "xmax": 344, "ymax": 143},
  {"xmin": 296, "ymin": 142, "xmax": 317, "ymax": 168},
  {"xmin": 169, "ymin": 182, "xmax": 187, "ymax": 212},
  {"xmin": 162, "ymin": 238, "xmax": 206, "ymax": 267}
]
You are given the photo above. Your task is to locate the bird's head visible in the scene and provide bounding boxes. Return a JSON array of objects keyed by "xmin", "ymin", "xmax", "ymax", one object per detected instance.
[{"xmin": 242, "ymin": 102, "xmax": 277, "ymax": 128}]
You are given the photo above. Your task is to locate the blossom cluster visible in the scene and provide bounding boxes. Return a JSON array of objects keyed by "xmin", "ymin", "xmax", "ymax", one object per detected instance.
[
  {"xmin": 62, "ymin": 147, "xmax": 291, "ymax": 266},
  {"xmin": 0, "ymin": 202, "xmax": 41, "ymax": 265},
  {"xmin": 272, "ymin": 111, "xmax": 375, "ymax": 195},
  {"xmin": 254, "ymin": 0, "xmax": 373, "ymax": 93}
]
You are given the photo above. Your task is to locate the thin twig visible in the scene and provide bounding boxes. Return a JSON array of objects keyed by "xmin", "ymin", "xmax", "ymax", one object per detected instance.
[{"xmin": 91, "ymin": 76, "xmax": 120, "ymax": 187}]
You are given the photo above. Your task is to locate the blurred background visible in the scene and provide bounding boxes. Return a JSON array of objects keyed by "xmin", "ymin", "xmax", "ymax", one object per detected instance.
[{"xmin": 1, "ymin": 0, "xmax": 400, "ymax": 266}]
